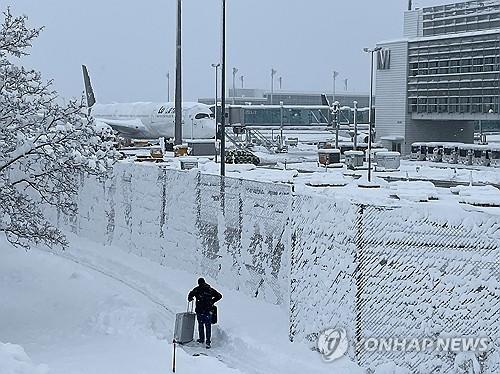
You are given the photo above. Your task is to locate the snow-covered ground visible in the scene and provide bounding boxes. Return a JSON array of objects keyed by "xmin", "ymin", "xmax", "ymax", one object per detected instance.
[{"xmin": 0, "ymin": 236, "xmax": 363, "ymax": 374}]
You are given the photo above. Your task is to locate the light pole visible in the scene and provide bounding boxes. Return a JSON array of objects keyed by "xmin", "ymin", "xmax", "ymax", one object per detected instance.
[
  {"xmin": 211, "ymin": 63, "xmax": 220, "ymax": 161},
  {"xmin": 363, "ymin": 46, "xmax": 382, "ymax": 182},
  {"xmin": 232, "ymin": 67, "xmax": 238, "ymax": 104},
  {"xmin": 333, "ymin": 101, "xmax": 340, "ymax": 149},
  {"xmin": 174, "ymin": 0, "xmax": 182, "ymax": 146},
  {"xmin": 240, "ymin": 75, "xmax": 244, "ymax": 88},
  {"xmin": 279, "ymin": 76, "xmax": 283, "ymax": 90},
  {"xmin": 333, "ymin": 71, "xmax": 339, "ymax": 103},
  {"xmin": 220, "ymin": 0, "xmax": 226, "ymax": 177},
  {"xmin": 280, "ymin": 101, "xmax": 284, "ymax": 148},
  {"xmin": 166, "ymin": 72, "xmax": 170, "ymax": 102},
  {"xmin": 353, "ymin": 100, "xmax": 358, "ymax": 150},
  {"xmin": 270, "ymin": 68, "xmax": 277, "ymax": 105}
]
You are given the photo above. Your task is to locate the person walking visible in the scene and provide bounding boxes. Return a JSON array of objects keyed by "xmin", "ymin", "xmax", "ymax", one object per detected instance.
[{"xmin": 188, "ymin": 278, "xmax": 222, "ymax": 349}]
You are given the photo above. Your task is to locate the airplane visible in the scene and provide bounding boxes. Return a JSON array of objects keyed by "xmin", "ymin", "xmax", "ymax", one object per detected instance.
[{"xmin": 82, "ymin": 65, "xmax": 216, "ymax": 140}]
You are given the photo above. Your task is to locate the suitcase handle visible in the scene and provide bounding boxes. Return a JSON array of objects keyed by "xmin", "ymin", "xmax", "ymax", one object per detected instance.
[{"xmin": 187, "ymin": 300, "xmax": 194, "ymax": 313}]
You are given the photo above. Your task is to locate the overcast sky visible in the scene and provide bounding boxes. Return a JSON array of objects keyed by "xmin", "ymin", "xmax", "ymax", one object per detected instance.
[{"xmin": 3, "ymin": 0, "xmax": 448, "ymax": 103}]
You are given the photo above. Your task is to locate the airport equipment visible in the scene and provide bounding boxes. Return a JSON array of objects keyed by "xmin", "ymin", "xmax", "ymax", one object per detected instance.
[
  {"xmin": 344, "ymin": 150, "xmax": 364, "ymax": 170},
  {"xmin": 472, "ymin": 145, "xmax": 491, "ymax": 167},
  {"xmin": 340, "ymin": 143, "xmax": 354, "ymax": 155},
  {"xmin": 425, "ymin": 142, "xmax": 440, "ymax": 161},
  {"xmin": 458, "ymin": 144, "xmax": 475, "ymax": 165},
  {"xmin": 375, "ymin": 151, "xmax": 401, "ymax": 171},
  {"xmin": 443, "ymin": 143, "xmax": 462, "ymax": 164},
  {"xmin": 491, "ymin": 145, "xmax": 500, "ymax": 167},
  {"xmin": 285, "ymin": 137, "xmax": 299, "ymax": 147},
  {"xmin": 318, "ymin": 148, "xmax": 341, "ymax": 166},
  {"xmin": 179, "ymin": 159, "xmax": 199, "ymax": 170},
  {"xmin": 367, "ymin": 147, "xmax": 389, "ymax": 163},
  {"xmin": 174, "ymin": 144, "xmax": 189, "ymax": 157},
  {"xmin": 187, "ymin": 140, "xmax": 216, "ymax": 156},
  {"xmin": 410, "ymin": 143, "xmax": 427, "ymax": 161},
  {"xmin": 135, "ymin": 148, "xmax": 165, "ymax": 163},
  {"xmin": 225, "ymin": 149, "xmax": 260, "ymax": 165},
  {"xmin": 428, "ymin": 142, "xmax": 444, "ymax": 162}
]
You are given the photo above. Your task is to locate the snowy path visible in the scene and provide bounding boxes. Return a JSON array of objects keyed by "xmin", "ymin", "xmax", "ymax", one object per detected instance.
[{"xmin": 1, "ymin": 236, "xmax": 361, "ymax": 374}]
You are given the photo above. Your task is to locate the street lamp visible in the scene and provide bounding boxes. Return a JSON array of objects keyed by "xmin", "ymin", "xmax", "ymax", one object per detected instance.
[
  {"xmin": 240, "ymin": 75, "xmax": 244, "ymax": 88},
  {"xmin": 174, "ymin": 0, "xmax": 183, "ymax": 146},
  {"xmin": 279, "ymin": 76, "xmax": 283, "ymax": 90},
  {"xmin": 280, "ymin": 101, "xmax": 284, "ymax": 149},
  {"xmin": 363, "ymin": 46, "xmax": 382, "ymax": 182},
  {"xmin": 353, "ymin": 100, "xmax": 358, "ymax": 150},
  {"xmin": 270, "ymin": 68, "xmax": 278, "ymax": 105},
  {"xmin": 333, "ymin": 101, "xmax": 340, "ymax": 149},
  {"xmin": 232, "ymin": 67, "xmax": 238, "ymax": 104},
  {"xmin": 333, "ymin": 71, "xmax": 339, "ymax": 103},
  {"xmin": 220, "ymin": 0, "xmax": 226, "ymax": 177},
  {"xmin": 211, "ymin": 63, "xmax": 220, "ymax": 162}
]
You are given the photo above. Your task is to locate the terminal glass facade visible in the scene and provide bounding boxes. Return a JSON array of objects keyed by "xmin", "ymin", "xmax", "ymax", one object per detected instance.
[
  {"xmin": 241, "ymin": 107, "xmax": 368, "ymax": 127},
  {"xmin": 407, "ymin": 31, "xmax": 500, "ymax": 115},
  {"xmin": 422, "ymin": 0, "xmax": 500, "ymax": 36}
]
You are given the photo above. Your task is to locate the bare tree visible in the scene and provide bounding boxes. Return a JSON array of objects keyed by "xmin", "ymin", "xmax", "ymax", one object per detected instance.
[{"xmin": 0, "ymin": 9, "xmax": 117, "ymax": 249}]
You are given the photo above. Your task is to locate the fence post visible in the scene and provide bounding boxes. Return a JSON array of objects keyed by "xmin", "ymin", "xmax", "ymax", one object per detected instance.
[
  {"xmin": 159, "ymin": 168, "xmax": 167, "ymax": 239},
  {"xmin": 354, "ymin": 204, "xmax": 365, "ymax": 364},
  {"xmin": 288, "ymin": 193, "xmax": 297, "ymax": 343},
  {"xmin": 220, "ymin": 175, "xmax": 225, "ymax": 214}
]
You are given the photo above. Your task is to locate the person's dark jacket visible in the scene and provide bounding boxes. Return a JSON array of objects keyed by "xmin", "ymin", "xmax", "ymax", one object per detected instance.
[{"xmin": 188, "ymin": 283, "xmax": 222, "ymax": 314}]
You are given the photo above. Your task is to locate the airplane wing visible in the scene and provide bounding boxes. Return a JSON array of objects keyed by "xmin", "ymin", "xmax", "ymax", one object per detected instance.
[{"xmin": 96, "ymin": 118, "xmax": 148, "ymax": 138}]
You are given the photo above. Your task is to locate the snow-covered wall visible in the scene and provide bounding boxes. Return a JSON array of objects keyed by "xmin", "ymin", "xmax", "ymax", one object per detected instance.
[
  {"xmin": 57, "ymin": 162, "xmax": 292, "ymax": 305},
  {"xmin": 54, "ymin": 162, "xmax": 500, "ymax": 373},
  {"xmin": 289, "ymin": 195, "xmax": 500, "ymax": 373}
]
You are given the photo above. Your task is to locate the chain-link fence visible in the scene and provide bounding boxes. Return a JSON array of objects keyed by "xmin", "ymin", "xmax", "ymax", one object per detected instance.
[
  {"xmin": 58, "ymin": 163, "xmax": 292, "ymax": 305},
  {"xmin": 54, "ymin": 163, "xmax": 500, "ymax": 372},
  {"xmin": 289, "ymin": 194, "xmax": 500, "ymax": 373}
]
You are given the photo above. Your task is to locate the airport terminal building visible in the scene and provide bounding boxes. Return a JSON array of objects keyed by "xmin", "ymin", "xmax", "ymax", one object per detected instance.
[{"xmin": 376, "ymin": 0, "xmax": 500, "ymax": 154}]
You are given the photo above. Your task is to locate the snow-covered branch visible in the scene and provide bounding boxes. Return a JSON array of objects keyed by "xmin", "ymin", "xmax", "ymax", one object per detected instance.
[{"xmin": 0, "ymin": 9, "xmax": 118, "ymax": 249}]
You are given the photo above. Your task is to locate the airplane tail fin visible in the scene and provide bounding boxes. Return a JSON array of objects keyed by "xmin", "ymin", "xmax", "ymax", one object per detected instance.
[
  {"xmin": 321, "ymin": 93, "xmax": 330, "ymax": 107},
  {"xmin": 82, "ymin": 65, "xmax": 96, "ymax": 108}
]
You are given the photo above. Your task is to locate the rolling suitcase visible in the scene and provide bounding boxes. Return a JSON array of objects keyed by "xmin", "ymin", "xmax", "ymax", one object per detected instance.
[{"xmin": 174, "ymin": 301, "xmax": 196, "ymax": 344}]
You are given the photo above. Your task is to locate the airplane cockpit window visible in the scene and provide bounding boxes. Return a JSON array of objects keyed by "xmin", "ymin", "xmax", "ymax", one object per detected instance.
[{"xmin": 195, "ymin": 113, "xmax": 211, "ymax": 120}]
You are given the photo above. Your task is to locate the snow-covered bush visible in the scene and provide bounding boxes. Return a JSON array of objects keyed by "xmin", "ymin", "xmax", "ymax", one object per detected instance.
[{"xmin": 0, "ymin": 9, "xmax": 116, "ymax": 248}]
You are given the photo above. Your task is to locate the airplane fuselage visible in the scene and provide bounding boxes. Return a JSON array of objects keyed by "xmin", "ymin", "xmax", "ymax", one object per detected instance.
[{"xmin": 91, "ymin": 101, "xmax": 216, "ymax": 140}]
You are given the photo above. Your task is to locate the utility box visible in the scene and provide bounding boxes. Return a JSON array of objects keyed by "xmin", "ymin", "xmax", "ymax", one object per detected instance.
[
  {"xmin": 187, "ymin": 140, "xmax": 216, "ymax": 156},
  {"xmin": 285, "ymin": 137, "xmax": 299, "ymax": 147},
  {"xmin": 318, "ymin": 148, "xmax": 341, "ymax": 166},
  {"xmin": 174, "ymin": 144, "xmax": 189, "ymax": 157},
  {"xmin": 179, "ymin": 158, "xmax": 199, "ymax": 170},
  {"xmin": 344, "ymin": 150, "xmax": 364, "ymax": 170},
  {"xmin": 376, "ymin": 151, "xmax": 401, "ymax": 171}
]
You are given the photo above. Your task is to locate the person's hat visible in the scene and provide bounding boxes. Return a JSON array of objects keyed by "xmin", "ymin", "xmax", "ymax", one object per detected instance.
[{"xmin": 198, "ymin": 277, "xmax": 206, "ymax": 285}]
